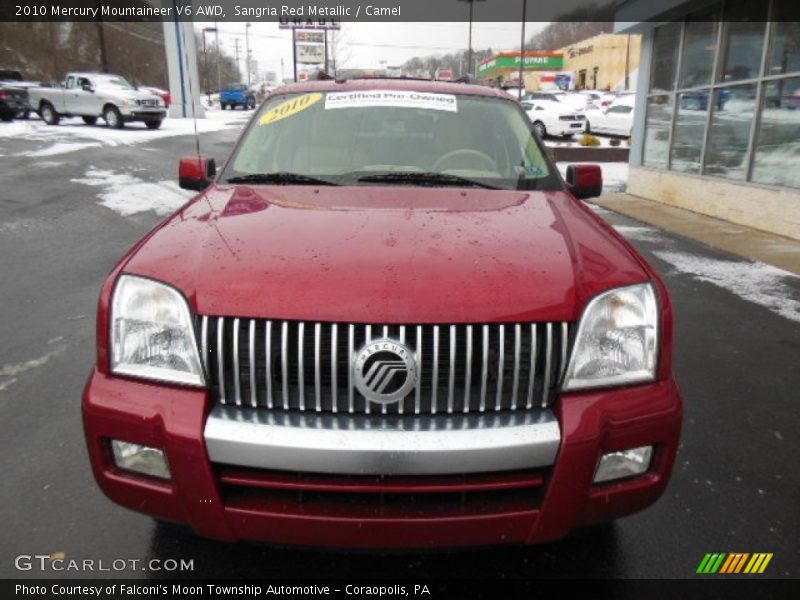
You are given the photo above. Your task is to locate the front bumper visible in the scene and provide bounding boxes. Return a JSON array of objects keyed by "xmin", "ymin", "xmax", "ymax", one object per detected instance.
[
  {"xmin": 552, "ymin": 121, "xmax": 585, "ymax": 136},
  {"xmin": 82, "ymin": 369, "xmax": 682, "ymax": 548},
  {"xmin": 120, "ymin": 108, "xmax": 166, "ymax": 121}
]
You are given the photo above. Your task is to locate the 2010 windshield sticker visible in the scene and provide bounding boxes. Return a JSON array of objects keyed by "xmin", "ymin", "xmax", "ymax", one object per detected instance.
[
  {"xmin": 259, "ymin": 93, "xmax": 322, "ymax": 126},
  {"xmin": 325, "ymin": 90, "xmax": 458, "ymax": 112}
]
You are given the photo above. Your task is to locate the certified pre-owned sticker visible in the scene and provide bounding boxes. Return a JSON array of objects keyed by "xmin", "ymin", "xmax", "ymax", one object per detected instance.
[
  {"xmin": 259, "ymin": 93, "xmax": 322, "ymax": 126},
  {"xmin": 325, "ymin": 90, "xmax": 458, "ymax": 112}
]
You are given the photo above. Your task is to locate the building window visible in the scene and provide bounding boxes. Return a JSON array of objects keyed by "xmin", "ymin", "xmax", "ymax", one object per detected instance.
[
  {"xmin": 650, "ymin": 22, "xmax": 681, "ymax": 93},
  {"xmin": 769, "ymin": 1, "xmax": 800, "ymax": 75},
  {"xmin": 704, "ymin": 84, "xmax": 758, "ymax": 180},
  {"xmin": 643, "ymin": 95, "xmax": 673, "ymax": 168},
  {"xmin": 752, "ymin": 76, "xmax": 800, "ymax": 188},
  {"xmin": 680, "ymin": 5, "xmax": 720, "ymax": 88},
  {"xmin": 642, "ymin": 0, "xmax": 800, "ymax": 189},
  {"xmin": 671, "ymin": 92, "xmax": 710, "ymax": 173},
  {"xmin": 717, "ymin": 0, "xmax": 768, "ymax": 83}
]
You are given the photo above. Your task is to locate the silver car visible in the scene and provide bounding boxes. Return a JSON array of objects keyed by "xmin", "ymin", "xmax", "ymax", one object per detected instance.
[{"xmin": 28, "ymin": 72, "xmax": 166, "ymax": 129}]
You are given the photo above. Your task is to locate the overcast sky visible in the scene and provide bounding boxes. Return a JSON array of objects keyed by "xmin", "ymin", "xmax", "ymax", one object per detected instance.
[{"xmin": 196, "ymin": 21, "xmax": 549, "ymax": 81}]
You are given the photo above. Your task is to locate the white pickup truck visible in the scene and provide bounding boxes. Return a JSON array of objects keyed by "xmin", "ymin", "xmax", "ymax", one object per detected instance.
[{"xmin": 28, "ymin": 72, "xmax": 166, "ymax": 129}]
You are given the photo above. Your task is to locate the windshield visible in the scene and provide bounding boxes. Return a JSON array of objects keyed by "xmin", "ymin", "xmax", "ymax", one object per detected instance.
[
  {"xmin": 95, "ymin": 75, "xmax": 134, "ymax": 90},
  {"xmin": 224, "ymin": 89, "xmax": 561, "ymax": 191}
]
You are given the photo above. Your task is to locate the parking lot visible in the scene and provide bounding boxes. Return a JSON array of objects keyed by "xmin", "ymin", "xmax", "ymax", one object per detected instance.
[{"xmin": 1, "ymin": 111, "xmax": 798, "ymax": 580}]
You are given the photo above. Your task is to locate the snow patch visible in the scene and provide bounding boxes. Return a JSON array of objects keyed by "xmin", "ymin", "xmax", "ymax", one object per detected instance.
[
  {"xmin": 72, "ymin": 168, "xmax": 193, "ymax": 216},
  {"xmin": 1, "ymin": 108, "xmax": 249, "ymax": 156},
  {"xmin": 654, "ymin": 250, "xmax": 800, "ymax": 323},
  {"xmin": 613, "ymin": 225, "xmax": 667, "ymax": 243},
  {"xmin": 21, "ymin": 142, "xmax": 102, "ymax": 157}
]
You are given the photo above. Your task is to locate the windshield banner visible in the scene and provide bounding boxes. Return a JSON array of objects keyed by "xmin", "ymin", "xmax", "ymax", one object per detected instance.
[{"xmin": 325, "ymin": 90, "xmax": 457, "ymax": 112}]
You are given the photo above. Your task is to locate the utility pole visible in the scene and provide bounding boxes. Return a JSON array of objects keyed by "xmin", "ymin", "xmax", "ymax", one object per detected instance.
[
  {"xmin": 292, "ymin": 28, "xmax": 298, "ymax": 82},
  {"xmin": 245, "ymin": 23, "xmax": 251, "ymax": 86},
  {"xmin": 202, "ymin": 27, "xmax": 218, "ymax": 94},
  {"xmin": 467, "ymin": 1, "xmax": 473, "ymax": 76},
  {"xmin": 214, "ymin": 21, "xmax": 221, "ymax": 92},
  {"xmin": 233, "ymin": 38, "xmax": 241, "ymax": 81},
  {"xmin": 457, "ymin": 0, "xmax": 484, "ymax": 78},
  {"xmin": 324, "ymin": 28, "xmax": 329, "ymax": 74},
  {"xmin": 624, "ymin": 34, "xmax": 631, "ymax": 91},
  {"xmin": 518, "ymin": 0, "xmax": 527, "ymax": 96}
]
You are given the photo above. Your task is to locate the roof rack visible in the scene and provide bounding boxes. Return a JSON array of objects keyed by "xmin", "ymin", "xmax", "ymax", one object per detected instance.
[{"xmin": 333, "ymin": 75, "xmax": 435, "ymax": 84}]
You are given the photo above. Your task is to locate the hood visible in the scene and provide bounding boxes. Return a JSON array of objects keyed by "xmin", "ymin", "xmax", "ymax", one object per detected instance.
[
  {"xmin": 123, "ymin": 185, "xmax": 649, "ymax": 324},
  {"xmin": 98, "ymin": 86, "xmax": 159, "ymax": 102}
]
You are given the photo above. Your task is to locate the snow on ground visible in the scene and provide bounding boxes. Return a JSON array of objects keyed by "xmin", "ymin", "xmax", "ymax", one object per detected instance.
[
  {"xmin": 654, "ymin": 251, "xmax": 800, "ymax": 323},
  {"xmin": 71, "ymin": 167, "xmax": 193, "ymax": 216},
  {"xmin": 0, "ymin": 108, "xmax": 250, "ymax": 157},
  {"xmin": 557, "ymin": 161, "xmax": 629, "ymax": 193},
  {"xmin": 586, "ymin": 205, "xmax": 800, "ymax": 323}
]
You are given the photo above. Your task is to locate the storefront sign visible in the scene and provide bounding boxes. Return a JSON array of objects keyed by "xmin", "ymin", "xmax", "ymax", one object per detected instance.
[{"xmin": 477, "ymin": 54, "xmax": 564, "ymax": 78}]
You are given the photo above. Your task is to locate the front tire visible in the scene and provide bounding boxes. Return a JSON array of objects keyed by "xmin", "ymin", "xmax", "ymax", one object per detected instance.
[
  {"xmin": 104, "ymin": 105, "xmax": 124, "ymax": 129},
  {"xmin": 220, "ymin": 102, "xmax": 227, "ymax": 110},
  {"xmin": 82, "ymin": 116, "xmax": 98, "ymax": 125},
  {"xmin": 533, "ymin": 120, "xmax": 547, "ymax": 139},
  {"xmin": 144, "ymin": 119, "xmax": 162, "ymax": 130},
  {"xmin": 40, "ymin": 102, "xmax": 59, "ymax": 125}
]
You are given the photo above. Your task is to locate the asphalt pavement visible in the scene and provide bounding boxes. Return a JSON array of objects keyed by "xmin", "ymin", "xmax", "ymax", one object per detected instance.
[{"xmin": 0, "ymin": 117, "xmax": 798, "ymax": 580}]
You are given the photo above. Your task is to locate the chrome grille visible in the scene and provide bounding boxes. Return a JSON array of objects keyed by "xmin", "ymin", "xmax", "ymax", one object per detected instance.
[{"xmin": 200, "ymin": 318, "xmax": 571, "ymax": 415}]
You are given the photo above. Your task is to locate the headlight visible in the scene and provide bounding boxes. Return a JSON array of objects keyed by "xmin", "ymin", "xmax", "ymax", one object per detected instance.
[
  {"xmin": 110, "ymin": 275, "xmax": 205, "ymax": 386},
  {"xmin": 562, "ymin": 283, "xmax": 658, "ymax": 391}
]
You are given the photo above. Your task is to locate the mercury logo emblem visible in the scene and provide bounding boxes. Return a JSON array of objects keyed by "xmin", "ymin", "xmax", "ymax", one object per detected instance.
[{"xmin": 354, "ymin": 338, "xmax": 417, "ymax": 405}]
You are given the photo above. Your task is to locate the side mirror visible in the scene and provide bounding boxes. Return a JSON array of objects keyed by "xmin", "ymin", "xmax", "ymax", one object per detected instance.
[
  {"xmin": 565, "ymin": 164, "xmax": 602, "ymax": 199},
  {"xmin": 179, "ymin": 156, "xmax": 217, "ymax": 191},
  {"xmin": 82, "ymin": 84, "xmax": 94, "ymax": 93}
]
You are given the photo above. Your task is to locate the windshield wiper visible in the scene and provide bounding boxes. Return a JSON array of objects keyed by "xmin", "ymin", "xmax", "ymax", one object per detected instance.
[
  {"xmin": 356, "ymin": 172, "xmax": 501, "ymax": 190},
  {"xmin": 226, "ymin": 172, "xmax": 339, "ymax": 186}
]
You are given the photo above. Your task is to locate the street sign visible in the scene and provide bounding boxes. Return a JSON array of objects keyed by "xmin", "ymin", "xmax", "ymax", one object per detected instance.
[
  {"xmin": 279, "ymin": 19, "xmax": 340, "ymax": 30},
  {"xmin": 296, "ymin": 30, "xmax": 325, "ymax": 43},
  {"xmin": 297, "ymin": 43, "xmax": 326, "ymax": 64}
]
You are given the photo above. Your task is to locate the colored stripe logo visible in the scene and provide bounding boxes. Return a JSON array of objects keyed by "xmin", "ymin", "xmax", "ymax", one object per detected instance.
[{"xmin": 697, "ymin": 553, "xmax": 773, "ymax": 574}]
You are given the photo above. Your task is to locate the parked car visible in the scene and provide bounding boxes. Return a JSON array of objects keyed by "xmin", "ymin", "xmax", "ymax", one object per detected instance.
[
  {"xmin": 0, "ymin": 68, "xmax": 34, "ymax": 119},
  {"xmin": 27, "ymin": 72, "xmax": 166, "ymax": 129},
  {"xmin": 82, "ymin": 78, "xmax": 681, "ymax": 548},
  {"xmin": 576, "ymin": 90, "xmax": 618, "ymax": 109},
  {"xmin": 680, "ymin": 89, "xmax": 731, "ymax": 111},
  {"xmin": 522, "ymin": 99, "xmax": 586, "ymax": 138},
  {"xmin": 0, "ymin": 68, "xmax": 23, "ymax": 82},
  {"xmin": 0, "ymin": 82, "xmax": 29, "ymax": 121},
  {"xmin": 585, "ymin": 98, "xmax": 635, "ymax": 136},
  {"xmin": 140, "ymin": 86, "xmax": 171, "ymax": 109},
  {"xmin": 220, "ymin": 84, "xmax": 256, "ymax": 110}
]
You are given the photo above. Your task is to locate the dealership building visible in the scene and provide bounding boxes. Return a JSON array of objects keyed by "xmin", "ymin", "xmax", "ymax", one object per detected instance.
[{"xmin": 617, "ymin": 0, "xmax": 800, "ymax": 240}]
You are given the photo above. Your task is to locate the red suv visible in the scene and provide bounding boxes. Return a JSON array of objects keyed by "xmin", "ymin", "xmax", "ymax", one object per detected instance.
[{"xmin": 82, "ymin": 79, "xmax": 682, "ymax": 548}]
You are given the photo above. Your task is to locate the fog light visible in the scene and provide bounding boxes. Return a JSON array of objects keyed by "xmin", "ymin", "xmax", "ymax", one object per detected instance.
[
  {"xmin": 594, "ymin": 445, "xmax": 653, "ymax": 483},
  {"xmin": 110, "ymin": 440, "xmax": 171, "ymax": 480}
]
